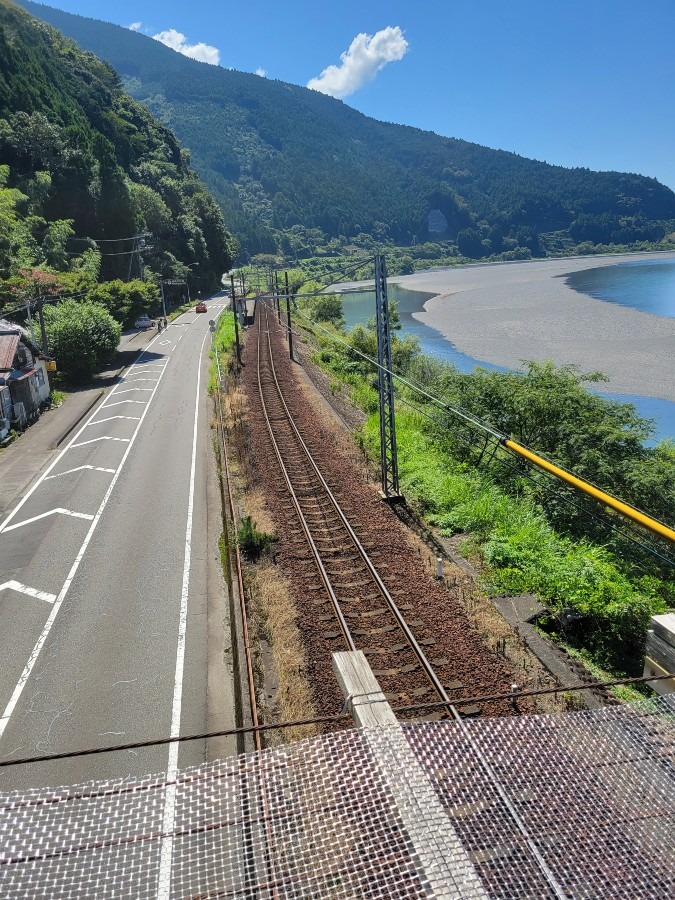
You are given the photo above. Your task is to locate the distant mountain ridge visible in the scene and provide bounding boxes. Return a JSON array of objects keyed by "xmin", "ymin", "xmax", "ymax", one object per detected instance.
[{"xmin": 18, "ymin": 1, "xmax": 675, "ymax": 258}]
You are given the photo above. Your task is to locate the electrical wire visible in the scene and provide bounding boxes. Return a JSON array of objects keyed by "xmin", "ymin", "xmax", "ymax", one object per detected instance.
[
  {"xmin": 288, "ymin": 304, "xmax": 675, "ymax": 566},
  {"xmin": 0, "ymin": 671, "xmax": 671, "ymax": 771}
]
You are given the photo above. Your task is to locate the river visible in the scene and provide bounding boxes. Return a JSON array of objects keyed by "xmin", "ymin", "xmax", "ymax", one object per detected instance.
[{"xmin": 339, "ymin": 266, "xmax": 675, "ymax": 443}]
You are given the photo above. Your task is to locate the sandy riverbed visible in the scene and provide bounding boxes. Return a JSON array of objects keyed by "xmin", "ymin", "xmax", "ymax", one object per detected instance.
[{"xmin": 379, "ymin": 252, "xmax": 675, "ymax": 401}]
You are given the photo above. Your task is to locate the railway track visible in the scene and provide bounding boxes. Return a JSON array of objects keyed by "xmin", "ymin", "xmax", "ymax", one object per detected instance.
[{"xmin": 255, "ymin": 300, "xmax": 466, "ymax": 717}]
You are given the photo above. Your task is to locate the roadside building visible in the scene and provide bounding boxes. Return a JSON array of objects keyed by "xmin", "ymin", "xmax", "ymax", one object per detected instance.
[{"xmin": 0, "ymin": 319, "xmax": 51, "ymax": 435}]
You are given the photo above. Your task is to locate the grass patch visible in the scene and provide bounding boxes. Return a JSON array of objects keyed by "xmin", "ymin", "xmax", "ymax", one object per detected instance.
[
  {"xmin": 249, "ymin": 562, "xmax": 319, "ymax": 744},
  {"xmin": 48, "ymin": 389, "xmax": 67, "ymax": 406},
  {"xmin": 237, "ymin": 515, "xmax": 277, "ymax": 561},
  {"xmin": 208, "ymin": 311, "xmax": 237, "ymax": 393}
]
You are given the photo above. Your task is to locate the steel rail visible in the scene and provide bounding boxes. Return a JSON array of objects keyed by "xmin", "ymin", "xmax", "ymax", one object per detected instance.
[
  {"xmin": 257, "ymin": 306, "xmax": 356, "ymax": 651},
  {"xmin": 257, "ymin": 301, "xmax": 451, "ymax": 707}
]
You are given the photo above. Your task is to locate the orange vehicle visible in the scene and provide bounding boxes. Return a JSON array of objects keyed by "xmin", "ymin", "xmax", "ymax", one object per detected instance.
[{"xmin": 195, "ymin": 302, "xmax": 207, "ymax": 313}]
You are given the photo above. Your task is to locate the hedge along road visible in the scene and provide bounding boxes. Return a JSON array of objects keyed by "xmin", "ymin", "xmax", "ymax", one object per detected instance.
[{"xmin": 0, "ymin": 297, "xmax": 233, "ymax": 791}]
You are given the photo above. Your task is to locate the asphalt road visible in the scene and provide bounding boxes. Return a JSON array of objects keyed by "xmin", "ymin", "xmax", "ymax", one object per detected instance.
[{"xmin": 0, "ymin": 296, "xmax": 234, "ymax": 792}]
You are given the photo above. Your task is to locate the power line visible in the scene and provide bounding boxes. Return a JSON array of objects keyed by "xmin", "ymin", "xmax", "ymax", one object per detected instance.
[
  {"xmin": 288, "ymin": 304, "xmax": 675, "ymax": 566},
  {"xmin": 0, "ymin": 671, "xmax": 671, "ymax": 771}
]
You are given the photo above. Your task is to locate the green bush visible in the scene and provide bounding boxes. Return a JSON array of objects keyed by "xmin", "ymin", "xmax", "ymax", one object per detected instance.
[
  {"xmin": 44, "ymin": 299, "xmax": 121, "ymax": 383},
  {"xmin": 237, "ymin": 516, "xmax": 277, "ymax": 561}
]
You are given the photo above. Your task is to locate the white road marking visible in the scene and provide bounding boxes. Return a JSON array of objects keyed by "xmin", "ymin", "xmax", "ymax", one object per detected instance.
[
  {"xmin": 45, "ymin": 465, "xmax": 117, "ymax": 480},
  {"xmin": 88, "ymin": 416, "xmax": 141, "ymax": 425},
  {"xmin": 0, "ymin": 581, "xmax": 57, "ymax": 604},
  {"xmin": 159, "ymin": 340, "xmax": 172, "ymax": 346},
  {"xmin": 70, "ymin": 436, "xmax": 131, "ymax": 448},
  {"xmin": 2, "ymin": 508, "xmax": 95, "ymax": 532},
  {"xmin": 0, "ymin": 359, "xmax": 169, "ymax": 740},
  {"xmin": 121, "ymin": 377, "xmax": 159, "ymax": 383},
  {"xmin": 113, "ymin": 388, "xmax": 154, "ymax": 395},
  {"xmin": 102, "ymin": 399, "xmax": 147, "ymax": 408},
  {"xmin": 0, "ymin": 331, "xmax": 165, "ymax": 534},
  {"xmin": 158, "ymin": 308, "xmax": 226, "ymax": 898}
]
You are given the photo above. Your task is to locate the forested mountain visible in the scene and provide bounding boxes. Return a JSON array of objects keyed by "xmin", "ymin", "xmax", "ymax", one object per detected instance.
[
  {"xmin": 0, "ymin": 0, "xmax": 235, "ymax": 298},
  {"xmin": 17, "ymin": 1, "xmax": 675, "ymax": 259}
]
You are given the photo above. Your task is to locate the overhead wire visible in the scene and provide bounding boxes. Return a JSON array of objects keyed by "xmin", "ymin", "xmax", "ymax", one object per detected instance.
[
  {"xmin": 0, "ymin": 670, "xmax": 672, "ymax": 771},
  {"xmin": 288, "ymin": 302, "xmax": 675, "ymax": 566},
  {"xmin": 260, "ymin": 256, "xmax": 375, "ymax": 296},
  {"xmin": 392, "ymin": 392, "xmax": 675, "ymax": 567}
]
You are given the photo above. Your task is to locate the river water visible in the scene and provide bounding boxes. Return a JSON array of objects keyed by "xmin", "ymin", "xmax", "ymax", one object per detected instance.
[{"xmin": 339, "ymin": 265, "xmax": 675, "ymax": 443}]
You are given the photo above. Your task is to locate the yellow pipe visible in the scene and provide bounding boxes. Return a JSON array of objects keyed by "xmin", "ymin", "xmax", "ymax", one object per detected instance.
[{"xmin": 503, "ymin": 439, "xmax": 675, "ymax": 544}]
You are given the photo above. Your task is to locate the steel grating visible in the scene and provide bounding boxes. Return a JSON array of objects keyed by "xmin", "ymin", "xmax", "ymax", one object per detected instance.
[{"xmin": 1, "ymin": 697, "xmax": 674, "ymax": 898}]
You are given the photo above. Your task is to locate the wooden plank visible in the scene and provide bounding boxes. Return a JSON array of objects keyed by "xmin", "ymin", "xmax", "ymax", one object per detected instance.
[
  {"xmin": 651, "ymin": 613, "xmax": 675, "ymax": 649},
  {"xmin": 645, "ymin": 631, "xmax": 675, "ymax": 673}
]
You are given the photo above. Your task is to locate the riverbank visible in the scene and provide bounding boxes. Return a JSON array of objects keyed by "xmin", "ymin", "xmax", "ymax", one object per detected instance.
[{"xmin": 389, "ymin": 252, "xmax": 675, "ymax": 401}]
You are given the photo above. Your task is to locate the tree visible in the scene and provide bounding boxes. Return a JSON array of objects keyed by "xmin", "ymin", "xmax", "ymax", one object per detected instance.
[
  {"xmin": 88, "ymin": 279, "xmax": 160, "ymax": 326},
  {"xmin": 44, "ymin": 299, "xmax": 121, "ymax": 382},
  {"xmin": 311, "ymin": 295, "xmax": 344, "ymax": 327},
  {"xmin": 456, "ymin": 227, "xmax": 485, "ymax": 259}
]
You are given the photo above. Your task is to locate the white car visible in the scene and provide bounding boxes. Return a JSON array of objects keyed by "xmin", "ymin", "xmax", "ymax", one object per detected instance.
[{"xmin": 134, "ymin": 315, "xmax": 156, "ymax": 329}]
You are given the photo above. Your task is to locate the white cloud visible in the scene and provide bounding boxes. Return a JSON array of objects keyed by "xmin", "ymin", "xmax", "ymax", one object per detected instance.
[
  {"xmin": 152, "ymin": 29, "xmax": 220, "ymax": 66},
  {"xmin": 255, "ymin": 68, "xmax": 268, "ymax": 78},
  {"xmin": 307, "ymin": 26, "xmax": 408, "ymax": 99},
  {"xmin": 128, "ymin": 22, "xmax": 142, "ymax": 32}
]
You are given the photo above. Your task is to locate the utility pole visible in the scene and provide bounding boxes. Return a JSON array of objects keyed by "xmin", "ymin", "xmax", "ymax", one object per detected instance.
[
  {"xmin": 374, "ymin": 253, "xmax": 401, "ymax": 501},
  {"xmin": 274, "ymin": 272, "xmax": 281, "ymax": 323},
  {"xmin": 230, "ymin": 273, "xmax": 241, "ymax": 366},
  {"xmin": 160, "ymin": 281, "xmax": 167, "ymax": 319},
  {"xmin": 24, "ymin": 299, "xmax": 37, "ymax": 347},
  {"xmin": 36, "ymin": 296, "xmax": 49, "ymax": 353},
  {"xmin": 285, "ymin": 271, "xmax": 293, "ymax": 362}
]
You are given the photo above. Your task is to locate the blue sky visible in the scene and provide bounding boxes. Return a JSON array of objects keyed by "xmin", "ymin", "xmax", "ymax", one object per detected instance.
[{"xmin": 29, "ymin": 1, "xmax": 675, "ymax": 191}]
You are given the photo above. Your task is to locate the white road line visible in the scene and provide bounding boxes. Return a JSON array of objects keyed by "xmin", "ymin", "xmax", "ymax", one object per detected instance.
[
  {"xmin": 113, "ymin": 388, "xmax": 154, "ymax": 395},
  {"xmin": 102, "ymin": 399, "xmax": 147, "ymax": 408},
  {"xmin": 159, "ymin": 340, "xmax": 172, "ymax": 346},
  {"xmin": 0, "ymin": 360, "xmax": 169, "ymax": 740},
  {"xmin": 45, "ymin": 465, "xmax": 117, "ymax": 480},
  {"xmin": 0, "ymin": 331, "xmax": 164, "ymax": 534},
  {"xmin": 0, "ymin": 581, "xmax": 56, "ymax": 604},
  {"xmin": 88, "ymin": 416, "xmax": 141, "ymax": 425},
  {"xmin": 121, "ymin": 377, "xmax": 159, "ymax": 383},
  {"xmin": 2, "ymin": 508, "xmax": 95, "ymax": 532},
  {"xmin": 70, "ymin": 436, "xmax": 131, "ymax": 448},
  {"xmin": 158, "ymin": 313, "xmax": 225, "ymax": 899}
]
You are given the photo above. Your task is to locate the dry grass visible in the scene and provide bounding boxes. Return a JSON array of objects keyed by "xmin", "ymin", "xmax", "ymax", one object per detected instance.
[
  {"xmin": 219, "ymin": 377, "xmax": 318, "ymax": 745},
  {"xmin": 242, "ymin": 487, "xmax": 277, "ymax": 538},
  {"xmin": 250, "ymin": 562, "xmax": 319, "ymax": 745}
]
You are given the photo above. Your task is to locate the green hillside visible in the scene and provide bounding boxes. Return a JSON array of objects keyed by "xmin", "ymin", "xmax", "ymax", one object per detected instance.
[
  {"xmin": 0, "ymin": 0, "xmax": 235, "ymax": 295},
  {"xmin": 18, "ymin": 1, "xmax": 675, "ymax": 259}
]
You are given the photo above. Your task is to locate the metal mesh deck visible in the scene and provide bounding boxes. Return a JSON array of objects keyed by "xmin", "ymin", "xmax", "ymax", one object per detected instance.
[{"xmin": 1, "ymin": 698, "xmax": 674, "ymax": 898}]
